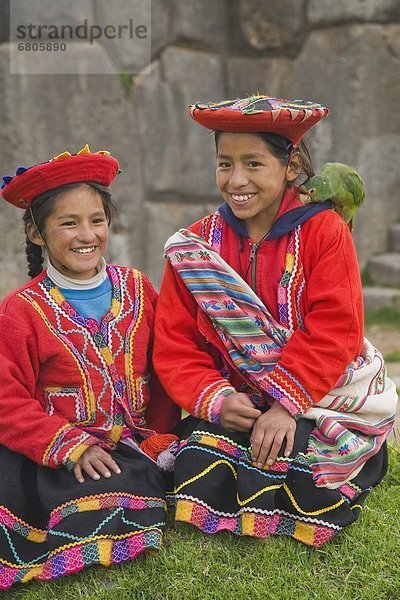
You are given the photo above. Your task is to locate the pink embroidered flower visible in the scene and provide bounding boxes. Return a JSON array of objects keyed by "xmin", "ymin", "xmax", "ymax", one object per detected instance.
[{"xmin": 338, "ymin": 443, "xmax": 350, "ymax": 456}]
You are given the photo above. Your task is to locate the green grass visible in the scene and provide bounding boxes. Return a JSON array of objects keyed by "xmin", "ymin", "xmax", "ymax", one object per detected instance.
[
  {"xmin": 365, "ymin": 307, "xmax": 400, "ymax": 329},
  {"xmin": 385, "ymin": 350, "xmax": 400, "ymax": 362},
  {"xmin": 3, "ymin": 452, "xmax": 400, "ymax": 600},
  {"xmin": 118, "ymin": 73, "xmax": 133, "ymax": 97}
]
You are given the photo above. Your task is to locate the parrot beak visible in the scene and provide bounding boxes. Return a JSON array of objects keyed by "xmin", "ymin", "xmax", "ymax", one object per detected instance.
[
  {"xmin": 298, "ymin": 185, "xmax": 315, "ymax": 197},
  {"xmin": 298, "ymin": 185, "xmax": 315, "ymax": 204}
]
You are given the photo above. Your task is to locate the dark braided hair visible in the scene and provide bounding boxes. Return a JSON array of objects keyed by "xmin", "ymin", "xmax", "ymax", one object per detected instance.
[
  {"xmin": 22, "ymin": 182, "xmax": 117, "ymax": 279},
  {"xmin": 214, "ymin": 131, "xmax": 314, "ymax": 185}
]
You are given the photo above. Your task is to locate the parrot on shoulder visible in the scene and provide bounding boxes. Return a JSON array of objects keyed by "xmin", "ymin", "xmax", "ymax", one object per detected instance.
[{"xmin": 299, "ymin": 162, "xmax": 365, "ymax": 231}]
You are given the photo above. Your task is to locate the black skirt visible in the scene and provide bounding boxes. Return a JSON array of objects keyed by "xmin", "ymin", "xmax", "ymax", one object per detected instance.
[
  {"xmin": 0, "ymin": 443, "xmax": 167, "ymax": 589},
  {"xmin": 170, "ymin": 417, "xmax": 388, "ymax": 547}
]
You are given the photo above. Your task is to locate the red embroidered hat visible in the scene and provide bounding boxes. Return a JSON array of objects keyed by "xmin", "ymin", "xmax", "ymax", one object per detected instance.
[
  {"xmin": 189, "ymin": 94, "xmax": 329, "ymax": 144},
  {"xmin": 1, "ymin": 145, "xmax": 120, "ymax": 209}
]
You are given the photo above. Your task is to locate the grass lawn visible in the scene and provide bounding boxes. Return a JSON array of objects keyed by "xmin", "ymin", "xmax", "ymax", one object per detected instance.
[
  {"xmin": 364, "ymin": 307, "xmax": 400, "ymax": 330},
  {"xmin": 3, "ymin": 450, "xmax": 399, "ymax": 600}
]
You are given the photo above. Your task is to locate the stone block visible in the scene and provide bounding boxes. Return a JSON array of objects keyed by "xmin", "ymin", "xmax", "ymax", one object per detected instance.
[
  {"xmin": 0, "ymin": 43, "xmax": 146, "ymax": 298},
  {"xmin": 308, "ymin": 0, "xmax": 400, "ymax": 26},
  {"xmin": 389, "ymin": 224, "xmax": 400, "ymax": 252},
  {"xmin": 172, "ymin": 0, "xmax": 228, "ymax": 50},
  {"xmin": 368, "ymin": 254, "xmax": 400, "ymax": 287},
  {"xmin": 0, "ymin": 201, "xmax": 27, "ymax": 299},
  {"xmin": 92, "ymin": 0, "xmax": 151, "ymax": 73},
  {"xmin": 227, "ymin": 56, "xmax": 294, "ymax": 98},
  {"xmin": 237, "ymin": 0, "xmax": 307, "ymax": 51},
  {"xmin": 9, "ymin": 41, "xmax": 117, "ymax": 75},
  {"xmin": 143, "ymin": 200, "xmax": 219, "ymax": 288},
  {"xmin": 151, "ymin": 0, "xmax": 173, "ymax": 56},
  {"xmin": 0, "ymin": 0, "xmax": 10, "ymax": 43},
  {"xmin": 9, "ymin": 0, "xmax": 138, "ymax": 74},
  {"xmin": 363, "ymin": 286, "xmax": 400, "ymax": 311},
  {"xmin": 160, "ymin": 45, "xmax": 224, "ymax": 89},
  {"xmin": 286, "ymin": 25, "xmax": 400, "ymax": 267},
  {"xmin": 133, "ymin": 48, "xmax": 225, "ymax": 198},
  {"xmin": 9, "ymin": 0, "xmax": 93, "ymax": 40}
]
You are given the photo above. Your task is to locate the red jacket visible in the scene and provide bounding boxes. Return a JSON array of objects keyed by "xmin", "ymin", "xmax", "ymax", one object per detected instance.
[
  {"xmin": 0, "ymin": 265, "xmax": 180, "ymax": 468},
  {"xmin": 153, "ymin": 187, "xmax": 364, "ymax": 422}
]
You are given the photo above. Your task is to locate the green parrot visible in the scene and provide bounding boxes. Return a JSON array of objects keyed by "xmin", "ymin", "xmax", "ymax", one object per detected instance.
[{"xmin": 299, "ymin": 162, "xmax": 365, "ymax": 231}]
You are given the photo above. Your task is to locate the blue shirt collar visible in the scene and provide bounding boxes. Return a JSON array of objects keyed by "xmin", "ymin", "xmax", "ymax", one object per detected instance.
[{"xmin": 218, "ymin": 200, "xmax": 333, "ymax": 240}]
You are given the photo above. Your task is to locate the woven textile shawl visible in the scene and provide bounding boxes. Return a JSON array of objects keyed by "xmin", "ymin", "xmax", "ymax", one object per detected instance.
[{"xmin": 165, "ymin": 229, "xmax": 398, "ymax": 489}]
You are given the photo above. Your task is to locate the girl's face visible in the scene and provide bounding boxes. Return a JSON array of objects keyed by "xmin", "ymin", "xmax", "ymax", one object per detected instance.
[
  {"xmin": 216, "ymin": 132, "xmax": 298, "ymax": 239},
  {"xmin": 29, "ymin": 184, "xmax": 109, "ymax": 280}
]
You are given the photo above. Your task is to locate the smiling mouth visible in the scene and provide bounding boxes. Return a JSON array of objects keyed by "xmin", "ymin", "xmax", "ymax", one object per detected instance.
[
  {"xmin": 72, "ymin": 247, "xmax": 96, "ymax": 254},
  {"xmin": 230, "ymin": 193, "xmax": 256, "ymax": 202}
]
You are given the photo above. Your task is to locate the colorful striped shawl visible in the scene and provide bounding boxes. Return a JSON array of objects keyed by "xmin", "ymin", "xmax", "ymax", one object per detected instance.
[{"xmin": 165, "ymin": 229, "xmax": 398, "ymax": 489}]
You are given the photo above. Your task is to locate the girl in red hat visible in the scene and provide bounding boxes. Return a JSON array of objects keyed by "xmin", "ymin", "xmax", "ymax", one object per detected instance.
[
  {"xmin": 153, "ymin": 95, "xmax": 397, "ymax": 546},
  {"xmin": 0, "ymin": 146, "xmax": 179, "ymax": 588}
]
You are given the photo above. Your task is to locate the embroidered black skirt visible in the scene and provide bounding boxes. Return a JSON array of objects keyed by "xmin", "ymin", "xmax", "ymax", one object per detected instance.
[
  {"xmin": 0, "ymin": 443, "xmax": 167, "ymax": 589},
  {"xmin": 170, "ymin": 417, "xmax": 388, "ymax": 547}
]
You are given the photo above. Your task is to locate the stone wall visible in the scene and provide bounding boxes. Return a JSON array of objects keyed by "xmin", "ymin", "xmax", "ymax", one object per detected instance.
[{"xmin": 0, "ymin": 0, "xmax": 399, "ymax": 297}]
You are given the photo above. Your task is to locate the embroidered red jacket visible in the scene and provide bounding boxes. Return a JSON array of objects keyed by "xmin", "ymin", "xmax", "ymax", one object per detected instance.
[
  {"xmin": 0, "ymin": 265, "xmax": 180, "ymax": 469},
  {"xmin": 153, "ymin": 187, "xmax": 364, "ymax": 422}
]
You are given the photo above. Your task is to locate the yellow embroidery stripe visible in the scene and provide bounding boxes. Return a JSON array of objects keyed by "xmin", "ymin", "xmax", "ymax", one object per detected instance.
[
  {"xmin": 174, "ymin": 460, "xmax": 281, "ymax": 507},
  {"xmin": 174, "ymin": 459, "xmax": 235, "ymax": 493},
  {"xmin": 285, "ymin": 253, "xmax": 295, "ymax": 271},
  {"xmin": 126, "ymin": 270, "xmax": 145, "ymax": 410},
  {"xmin": 0, "ymin": 527, "xmax": 164, "ymax": 570},
  {"xmin": 68, "ymin": 442, "xmax": 93, "ymax": 464},
  {"xmin": 50, "ymin": 491, "xmax": 165, "ymax": 514},
  {"xmin": 42, "ymin": 423, "xmax": 71, "ymax": 465},
  {"xmin": 351, "ymin": 504, "xmax": 363, "ymax": 511},
  {"xmin": 0, "ymin": 505, "xmax": 47, "ymax": 535},
  {"xmin": 238, "ymin": 485, "xmax": 282, "ymax": 506},
  {"xmin": 18, "ymin": 293, "xmax": 94, "ymax": 422},
  {"xmin": 290, "ymin": 266, "xmax": 304, "ymax": 326},
  {"xmin": 176, "ymin": 460, "xmax": 345, "ymax": 515},
  {"xmin": 283, "ymin": 483, "xmax": 345, "ymax": 515}
]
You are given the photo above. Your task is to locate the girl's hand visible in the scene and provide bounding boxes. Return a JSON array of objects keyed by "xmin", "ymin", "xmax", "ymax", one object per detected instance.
[
  {"xmin": 220, "ymin": 392, "xmax": 261, "ymax": 432},
  {"xmin": 73, "ymin": 446, "xmax": 121, "ymax": 483},
  {"xmin": 250, "ymin": 402, "xmax": 296, "ymax": 468}
]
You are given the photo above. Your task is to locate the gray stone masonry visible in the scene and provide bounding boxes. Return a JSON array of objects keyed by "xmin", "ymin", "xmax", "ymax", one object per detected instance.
[
  {"xmin": 363, "ymin": 223, "xmax": 400, "ymax": 311},
  {"xmin": 0, "ymin": 43, "xmax": 145, "ymax": 293},
  {"xmin": 308, "ymin": 0, "xmax": 400, "ymax": 25},
  {"xmin": 389, "ymin": 223, "xmax": 400, "ymax": 253},
  {"xmin": 237, "ymin": 0, "xmax": 307, "ymax": 51},
  {"xmin": 363, "ymin": 287, "xmax": 400, "ymax": 312},
  {"xmin": 367, "ymin": 223, "xmax": 400, "ymax": 288},
  {"xmin": 367, "ymin": 254, "xmax": 400, "ymax": 288},
  {"xmin": 144, "ymin": 200, "xmax": 219, "ymax": 285}
]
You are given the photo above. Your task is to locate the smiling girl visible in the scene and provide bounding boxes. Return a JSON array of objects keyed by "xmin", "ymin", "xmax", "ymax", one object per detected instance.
[
  {"xmin": 0, "ymin": 146, "xmax": 179, "ymax": 588},
  {"xmin": 153, "ymin": 95, "xmax": 397, "ymax": 546}
]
